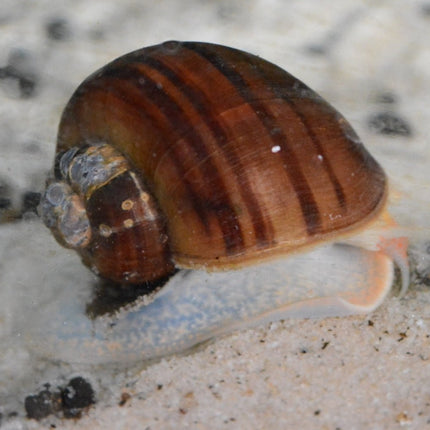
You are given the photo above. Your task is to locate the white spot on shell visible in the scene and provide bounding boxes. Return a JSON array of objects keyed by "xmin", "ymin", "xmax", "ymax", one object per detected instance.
[
  {"xmin": 99, "ymin": 224, "xmax": 112, "ymax": 237},
  {"xmin": 123, "ymin": 219, "xmax": 134, "ymax": 229},
  {"xmin": 121, "ymin": 199, "xmax": 134, "ymax": 211},
  {"xmin": 317, "ymin": 154, "xmax": 323, "ymax": 161},
  {"xmin": 159, "ymin": 233, "xmax": 169, "ymax": 244},
  {"xmin": 123, "ymin": 271, "xmax": 140, "ymax": 282},
  {"xmin": 271, "ymin": 145, "xmax": 281, "ymax": 153},
  {"xmin": 329, "ymin": 213, "xmax": 342, "ymax": 221},
  {"xmin": 140, "ymin": 192, "xmax": 150, "ymax": 203}
]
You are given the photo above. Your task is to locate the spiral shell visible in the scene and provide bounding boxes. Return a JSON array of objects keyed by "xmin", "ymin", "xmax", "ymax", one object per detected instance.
[{"xmin": 41, "ymin": 41, "xmax": 387, "ymax": 285}]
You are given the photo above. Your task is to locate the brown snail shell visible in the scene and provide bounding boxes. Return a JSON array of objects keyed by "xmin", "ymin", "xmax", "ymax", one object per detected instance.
[{"xmin": 41, "ymin": 40, "xmax": 388, "ymax": 286}]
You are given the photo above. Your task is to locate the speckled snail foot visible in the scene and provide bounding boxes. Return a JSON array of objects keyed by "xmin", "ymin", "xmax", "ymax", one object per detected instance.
[{"xmin": 33, "ymin": 41, "xmax": 410, "ymax": 364}]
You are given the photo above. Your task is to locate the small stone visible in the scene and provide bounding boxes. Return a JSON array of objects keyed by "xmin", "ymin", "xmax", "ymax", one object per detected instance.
[
  {"xmin": 22, "ymin": 191, "xmax": 41, "ymax": 214},
  {"xmin": 25, "ymin": 385, "xmax": 61, "ymax": 420},
  {"xmin": 367, "ymin": 111, "xmax": 412, "ymax": 137},
  {"xmin": 0, "ymin": 49, "xmax": 39, "ymax": 98},
  {"xmin": 45, "ymin": 17, "xmax": 71, "ymax": 41},
  {"xmin": 374, "ymin": 92, "xmax": 397, "ymax": 104},
  {"xmin": 61, "ymin": 377, "xmax": 95, "ymax": 418}
]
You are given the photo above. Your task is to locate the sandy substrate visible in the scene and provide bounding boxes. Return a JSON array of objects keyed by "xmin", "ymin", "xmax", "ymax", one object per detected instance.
[{"xmin": 0, "ymin": 1, "xmax": 429, "ymax": 428}]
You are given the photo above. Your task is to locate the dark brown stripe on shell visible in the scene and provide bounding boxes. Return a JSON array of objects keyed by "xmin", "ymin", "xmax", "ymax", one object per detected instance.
[
  {"xmin": 280, "ymin": 99, "xmax": 347, "ymax": 209},
  {"xmin": 184, "ymin": 42, "xmax": 323, "ymax": 236},
  {"xmin": 99, "ymin": 65, "xmax": 246, "ymax": 253},
  {"xmin": 138, "ymin": 54, "xmax": 273, "ymax": 248},
  {"xmin": 87, "ymin": 171, "xmax": 173, "ymax": 282}
]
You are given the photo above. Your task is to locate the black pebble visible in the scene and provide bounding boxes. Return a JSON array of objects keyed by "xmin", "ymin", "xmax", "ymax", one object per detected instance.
[
  {"xmin": 0, "ymin": 196, "xmax": 11, "ymax": 210},
  {"xmin": 25, "ymin": 385, "xmax": 61, "ymax": 420},
  {"xmin": 367, "ymin": 111, "xmax": 412, "ymax": 137},
  {"xmin": 18, "ymin": 76, "xmax": 37, "ymax": 98},
  {"xmin": 24, "ymin": 377, "xmax": 95, "ymax": 421},
  {"xmin": 421, "ymin": 3, "xmax": 430, "ymax": 16},
  {"xmin": 45, "ymin": 17, "xmax": 71, "ymax": 41},
  {"xmin": 0, "ymin": 180, "xmax": 13, "ymax": 222},
  {"xmin": 0, "ymin": 49, "xmax": 38, "ymax": 98},
  {"xmin": 305, "ymin": 44, "xmax": 327, "ymax": 55},
  {"xmin": 22, "ymin": 191, "xmax": 41, "ymax": 214},
  {"xmin": 374, "ymin": 92, "xmax": 397, "ymax": 104},
  {"xmin": 61, "ymin": 377, "xmax": 95, "ymax": 418}
]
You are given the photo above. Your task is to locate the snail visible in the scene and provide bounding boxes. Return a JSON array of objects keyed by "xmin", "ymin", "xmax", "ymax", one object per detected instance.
[{"xmin": 36, "ymin": 41, "xmax": 410, "ymax": 364}]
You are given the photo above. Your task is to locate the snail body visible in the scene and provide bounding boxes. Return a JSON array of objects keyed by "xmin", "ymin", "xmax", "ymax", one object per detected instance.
[
  {"xmin": 38, "ymin": 41, "xmax": 410, "ymax": 364},
  {"xmin": 27, "ymin": 242, "xmax": 399, "ymax": 364}
]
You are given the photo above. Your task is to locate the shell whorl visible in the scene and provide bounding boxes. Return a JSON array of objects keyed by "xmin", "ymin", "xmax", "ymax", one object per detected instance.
[{"xmin": 41, "ymin": 143, "xmax": 173, "ymax": 284}]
